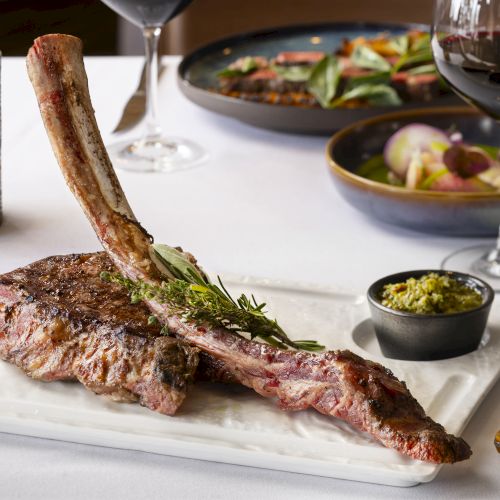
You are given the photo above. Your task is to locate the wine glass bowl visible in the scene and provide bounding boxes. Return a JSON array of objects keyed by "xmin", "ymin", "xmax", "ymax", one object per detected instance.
[
  {"xmin": 100, "ymin": 0, "xmax": 206, "ymax": 172},
  {"xmin": 432, "ymin": 0, "xmax": 500, "ymax": 118}
]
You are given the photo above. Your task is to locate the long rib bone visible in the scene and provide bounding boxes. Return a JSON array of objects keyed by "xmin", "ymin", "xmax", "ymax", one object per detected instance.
[{"xmin": 27, "ymin": 34, "xmax": 472, "ymax": 464}]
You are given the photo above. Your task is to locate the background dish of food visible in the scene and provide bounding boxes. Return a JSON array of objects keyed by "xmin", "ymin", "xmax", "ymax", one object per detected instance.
[
  {"xmin": 357, "ymin": 123, "xmax": 500, "ymax": 192},
  {"xmin": 327, "ymin": 107, "xmax": 500, "ymax": 236},
  {"xmin": 178, "ymin": 22, "xmax": 462, "ymax": 135}
]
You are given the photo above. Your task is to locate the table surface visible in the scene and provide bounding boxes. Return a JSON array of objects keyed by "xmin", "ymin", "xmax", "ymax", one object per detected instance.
[{"xmin": 0, "ymin": 56, "xmax": 499, "ymax": 500}]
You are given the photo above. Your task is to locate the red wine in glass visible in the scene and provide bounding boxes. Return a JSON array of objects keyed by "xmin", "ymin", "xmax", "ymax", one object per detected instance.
[{"xmin": 100, "ymin": 0, "xmax": 206, "ymax": 172}]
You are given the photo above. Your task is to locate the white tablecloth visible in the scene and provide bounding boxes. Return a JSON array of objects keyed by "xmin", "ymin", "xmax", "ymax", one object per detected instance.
[{"xmin": 0, "ymin": 56, "xmax": 498, "ymax": 499}]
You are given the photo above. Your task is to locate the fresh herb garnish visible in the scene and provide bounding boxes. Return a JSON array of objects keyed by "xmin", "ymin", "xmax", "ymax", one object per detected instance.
[
  {"xmin": 101, "ymin": 244, "xmax": 324, "ymax": 352},
  {"xmin": 407, "ymin": 63, "xmax": 437, "ymax": 76},
  {"xmin": 410, "ymin": 33, "xmax": 431, "ymax": 53},
  {"xmin": 332, "ymin": 83, "xmax": 402, "ymax": 107},
  {"xmin": 306, "ymin": 55, "xmax": 341, "ymax": 108},
  {"xmin": 350, "ymin": 45, "xmax": 392, "ymax": 72},
  {"xmin": 389, "ymin": 34, "xmax": 410, "ymax": 55},
  {"xmin": 271, "ymin": 64, "xmax": 313, "ymax": 82},
  {"xmin": 345, "ymin": 71, "xmax": 391, "ymax": 89},
  {"xmin": 217, "ymin": 56, "xmax": 259, "ymax": 78},
  {"xmin": 392, "ymin": 48, "xmax": 433, "ymax": 73}
]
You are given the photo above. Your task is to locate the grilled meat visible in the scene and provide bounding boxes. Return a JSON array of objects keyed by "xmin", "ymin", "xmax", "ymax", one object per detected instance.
[
  {"xmin": 274, "ymin": 51, "xmax": 325, "ymax": 66},
  {"xmin": 0, "ymin": 252, "xmax": 199, "ymax": 414},
  {"xmin": 27, "ymin": 33, "xmax": 471, "ymax": 463}
]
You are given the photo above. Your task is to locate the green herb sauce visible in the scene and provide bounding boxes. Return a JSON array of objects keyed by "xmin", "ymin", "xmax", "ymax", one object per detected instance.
[{"xmin": 379, "ymin": 273, "xmax": 483, "ymax": 314}]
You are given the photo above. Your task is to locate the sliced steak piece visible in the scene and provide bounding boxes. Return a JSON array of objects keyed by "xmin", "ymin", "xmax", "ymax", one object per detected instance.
[
  {"xmin": 0, "ymin": 252, "xmax": 199, "ymax": 414},
  {"xmin": 219, "ymin": 69, "xmax": 309, "ymax": 94},
  {"xmin": 406, "ymin": 73, "xmax": 441, "ymax": 101},
  {"xmin": 391, "ymin": 72, "xmax": 441, "ymax": 102},
  {"xmin": 274, "ymin": 51, "xmax": 325, "ymax": 65}
]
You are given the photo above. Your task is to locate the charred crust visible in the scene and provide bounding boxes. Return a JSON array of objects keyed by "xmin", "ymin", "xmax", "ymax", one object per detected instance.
[{"xmin": 153, "ymin": 339, "xmax": 199, "ymax": 390}]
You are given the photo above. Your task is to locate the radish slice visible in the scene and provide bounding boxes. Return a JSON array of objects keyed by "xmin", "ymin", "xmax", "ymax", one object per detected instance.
[{"xmin": 383, "ymin": 124, "xmax": 451, "ymax": 179}]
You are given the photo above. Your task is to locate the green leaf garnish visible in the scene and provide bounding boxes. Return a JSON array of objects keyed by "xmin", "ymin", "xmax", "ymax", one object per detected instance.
[
  {"xmin": 217, "ymin": 56, "xmax": 259, "ymax": 78},
  {"xmin": 410, "ymin": 33, "xmax": 431, "ymax": 53},
  {"xmin": 356, "ymin": 154, "xmax": 391, "ymax": 183},
  {"xmin": 407, "ymin": 63, "xmax": 437, "ymax": 76},
  {"xmin": 393, "ymin": 49, "xmax": 433, "ymax": 73},
  {"xmin": 345, "ymin": 71, "xmax": 391, "ymax": 90},
  {"xmin": 271, "ymin": 64, "xmax": 313, "ymax": 82},
  {"xmin": 306, "ymin": 55, "xmax": 341, "ymax": 108},
  {"xmin": 389, "ymin": 34, "xmax": 409, "ymax": 55},
  {"xmin": 216, "ymin": 68, "xmax": 245, "ymax": 78},
  {"xmin": 153, "ymin": 244, "xmax": 207, "ymax": 283},
  {"xmin": 332, "ymin": 83, "xmax": 402, "ymax": 107},
  {"xmin": 350, "ymin": 45, "xmax": 391, "ymax": 72}
]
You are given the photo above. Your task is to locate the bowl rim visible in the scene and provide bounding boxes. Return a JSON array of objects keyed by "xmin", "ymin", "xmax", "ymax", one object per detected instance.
[
  {"xmin": 367, "ymin": 269, "xmax": 495, "ymax": 318},
  {"xmin": 326, "ymin": 106, "xmax": 500, "ymax": 201}
]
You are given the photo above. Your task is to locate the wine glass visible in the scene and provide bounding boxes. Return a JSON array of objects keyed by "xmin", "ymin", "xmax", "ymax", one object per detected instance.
[
  {"xmin": 101, "ymin": 0, "xmax": 206, "ymax": 172},
  {"xmin": 432, "ymin": 0, "xmax": 500, "ymax": 290}
]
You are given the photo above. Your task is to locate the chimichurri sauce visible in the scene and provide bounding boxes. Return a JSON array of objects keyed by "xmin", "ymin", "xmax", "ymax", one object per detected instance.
[{"xmin": 379, "ymin": 273, "xmax": 483, "ymax": 314}]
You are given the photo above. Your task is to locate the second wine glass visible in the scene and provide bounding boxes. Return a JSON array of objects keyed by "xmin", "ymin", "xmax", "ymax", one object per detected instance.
[
  {"xmin": 432, "ymin": 0, "xmax": 500, "ymax": 290},
  {"xmin": 101, "ymin": 0, "xmax": 207, "ymax": 172}
]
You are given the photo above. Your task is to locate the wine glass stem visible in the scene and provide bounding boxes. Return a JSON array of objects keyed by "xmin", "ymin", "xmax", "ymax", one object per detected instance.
[
  {"xmin": 143, "ymin": 26, "xmax": 162, "ymax": 139},
  {"xmin": 490, "ymin": 223, "xmax": 500, "ymax": 262}
]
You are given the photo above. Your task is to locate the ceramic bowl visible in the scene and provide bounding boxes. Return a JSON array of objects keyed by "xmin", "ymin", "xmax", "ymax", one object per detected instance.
[
  {"xmin": 326, "ymin": 107, "xmax": 500, "ymax": 236},
  {"xmin": 367, "ymin": 270, "xmax": 494, "ymax": 361}
]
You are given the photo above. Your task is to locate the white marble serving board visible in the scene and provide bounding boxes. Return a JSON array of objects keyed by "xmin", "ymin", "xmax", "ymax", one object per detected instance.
[{"xmin": 0, "ymin": 276, "xmax": 499, "ymax": 487}]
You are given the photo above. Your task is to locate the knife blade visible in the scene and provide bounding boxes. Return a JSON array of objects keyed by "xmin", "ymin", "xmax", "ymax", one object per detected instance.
[{"xmin": 112, "ymin": 63, "xmax": 166, "ymax": 134}]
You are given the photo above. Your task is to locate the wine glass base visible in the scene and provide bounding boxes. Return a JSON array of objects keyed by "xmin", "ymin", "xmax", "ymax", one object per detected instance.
[
  {"xmin": 107, "ymin": 136, "xmax": 207, "ymax": 173},
  {"xmin": 441, "ymin": 244, "xmax": 500, "ymax": 292}
]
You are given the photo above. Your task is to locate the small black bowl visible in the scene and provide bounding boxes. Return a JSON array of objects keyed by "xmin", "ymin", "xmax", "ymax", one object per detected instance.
[{"xmin": 367, "ymin": 270, "xmax": 494, "ymax": 361}]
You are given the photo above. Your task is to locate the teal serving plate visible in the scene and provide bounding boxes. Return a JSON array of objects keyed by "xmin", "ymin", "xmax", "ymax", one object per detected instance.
[
  {"xmin": 326, "ymin": 107, "xmax": 500, "ymax": 236},
  {"xmin": 178, "ymin": 22, "xmax": 460, "ymax": 135}
]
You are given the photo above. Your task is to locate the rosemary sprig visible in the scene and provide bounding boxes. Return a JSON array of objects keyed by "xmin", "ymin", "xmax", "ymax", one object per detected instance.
[{"xmin": 100, "ymin": 244, "xmax": 324, "ymax": 352}]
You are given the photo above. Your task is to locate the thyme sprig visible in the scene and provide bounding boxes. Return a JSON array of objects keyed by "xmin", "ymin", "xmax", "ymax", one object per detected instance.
[{"xmin": 100, "ymin": 244, "xmax": 324, "ymax": 352}]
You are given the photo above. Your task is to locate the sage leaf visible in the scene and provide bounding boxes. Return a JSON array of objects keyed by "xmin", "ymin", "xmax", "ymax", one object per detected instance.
[
  {"xmin": 407, "ymin": 63, "xmax": 437, "ymax": 75},
  {"xmin": 351, "ymin": 45, "xmax": 391, "ymax": 72},
  {"xmin": 217, "ymin": 56, "xmax": 258, "ymax": 78},
  {"xmin": 393, "ymin": 49, "xmax": 433, "ymax": 72},
  {"xmin": 153, "ymin": 244, "xmax": 207, "ymax": 285},
  {"xmin": 332, "ymin": 84, "xmax": 402, "ymax": 107},
  {"xmin": 240, "ymin": 56, "xmax": 258, "ymax": 73},
  {"xmin": 410, "ymin": 33, "xmax": 431, "ymax": 53},
  {"xmin": 306, "ymin": 55, "xmax": 341, "ymax": 108},
  {"xmin": 346, "ymin": 71, "xmax": 391, "ymax": 90},
  {"xmin": 389, "ymin": 34, "xmax": 409, "ymax": 55},
  {"xmin": 271, "ymin": 64, "xmax": 313, "ymax": 82}
]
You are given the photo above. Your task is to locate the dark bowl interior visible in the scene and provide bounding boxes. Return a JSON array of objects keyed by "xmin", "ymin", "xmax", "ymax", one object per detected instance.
[
  {"xmin": 327, "ymin": 108, "xmax": 500, "ymax": 236},
  {"xmin": 367, "ymin": 270, "xmax": 494, "ymax": 361}
]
